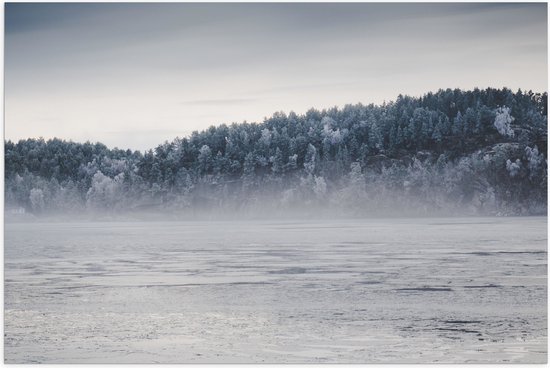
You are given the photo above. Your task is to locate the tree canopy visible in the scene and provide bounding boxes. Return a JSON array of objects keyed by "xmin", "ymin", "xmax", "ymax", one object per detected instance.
[{"xmin": 5, "ymin": 88, "xmax": 547, "ymax": 217}]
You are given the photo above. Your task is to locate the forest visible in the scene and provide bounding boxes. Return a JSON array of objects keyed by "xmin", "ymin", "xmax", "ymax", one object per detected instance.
[{"xmin": 5, "ymin": 88, "xmax": 548, "ymax": 218}]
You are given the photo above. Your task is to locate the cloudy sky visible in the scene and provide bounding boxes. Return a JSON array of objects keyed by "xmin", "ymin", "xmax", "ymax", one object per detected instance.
[{"xmin": 5, "ymin": 3, "xmax": 547, "ymax": 151}]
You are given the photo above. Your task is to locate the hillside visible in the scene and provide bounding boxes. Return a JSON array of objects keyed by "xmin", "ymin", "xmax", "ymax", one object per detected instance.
[{"xmin": 5, "ymin": 88, "xmax": 548, "ymax": 217}]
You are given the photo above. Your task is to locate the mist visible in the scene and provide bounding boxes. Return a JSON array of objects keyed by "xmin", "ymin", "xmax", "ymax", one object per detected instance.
[
  {"xmin": 5, "ymin": 87, "xmax": 548, "ymax": 363},
  {"xmin": 5, "ymin": 88, "xmax": 547, "ymax": 222},
  {"xmin": 4, "ymin": 1, "xmax": 548, "ymax": 362}
]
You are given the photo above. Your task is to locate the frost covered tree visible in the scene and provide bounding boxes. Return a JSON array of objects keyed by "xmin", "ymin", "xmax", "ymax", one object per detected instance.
[
  {"xmin": 506, "ymin": 159, "xmax": 521, "ymax": 177},
  {"xmin": 4, "ymin": 88, "xmax": 547, "ymax": 216},
  {"xmin": 313, "ymin": 176, "xmax": 327, "ymax": 199},
  {"xmin": 525, "ymin": 146, "xmax": 545, "ymax": 179},
  {"xmin": 286, "ymin": 154, "xmax": 298, "ymax": 171},
  {"xmin": 86, "ymin": 171, "xmax": 123, "ymax": 210},
  {"xmin": 29, "ymin": 188, "xmax": 45, "ymax": 212},
  {"xmin": 494, "ymin": 106, "xmax": 515, "ymax": 137},
  {"xmin": 304, "ymin": 144, "xmax": 317, "ymax": 176},
  {"xmin": 198, "ymin": 145, "xmax": 212, "ymax": 174},
  {"xmin": 259, "ymin": 128, "xmax": 272, "ymax": 146},
  {"xmin": 270, "ymin": 148, "xmax": 283, "ymax": 175}
]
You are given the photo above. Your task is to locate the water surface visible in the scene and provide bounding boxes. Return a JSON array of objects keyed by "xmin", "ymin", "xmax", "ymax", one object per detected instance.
[{"xmin": 4, "ymin": 217, "xmax": 547, "ymax": 363}]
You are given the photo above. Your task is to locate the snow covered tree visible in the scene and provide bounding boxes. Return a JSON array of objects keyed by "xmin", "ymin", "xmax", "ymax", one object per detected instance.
[
  {"xmin": 86, "ymin": 171, "xmax": 122, "ymax": 210},
  {"xmin": 494, "ymin": 106, "xmax": 515, "ymax": 137},
  {"xmin": 29, "ymin": 188, "xmax": 45, "ymax": 212},
  {"xmin": 4, "ymin": 88, "xmax": 547, "ymax": 216},
  {"xmin": 198, "ymin": 145, "xmax": 212, "ymax": 174},
  {"xmin": 304, "ymin": 144, "xmax": 317, "ymax": 176},
  {"xmin": 506, "ymin": 159, "xmax": 521, "ymax": 177},
  {"xmin": 270, "ymin": 148, "xmax": 283, "ymax": 174},
  {"xmin": 313, "ymin": 176, "xmax": 327, "ymax": 199}
]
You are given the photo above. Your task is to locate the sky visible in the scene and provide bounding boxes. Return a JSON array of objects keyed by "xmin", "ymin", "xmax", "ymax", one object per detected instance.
[{"xmin": 5, "ymin": 3, "xmax": 548, "ymax": 152}]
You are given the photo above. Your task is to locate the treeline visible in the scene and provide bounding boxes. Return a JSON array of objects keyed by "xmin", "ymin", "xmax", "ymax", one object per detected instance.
[{"xmin": 5, "ymin": 88, "xmax": 547, "ymax": 217}]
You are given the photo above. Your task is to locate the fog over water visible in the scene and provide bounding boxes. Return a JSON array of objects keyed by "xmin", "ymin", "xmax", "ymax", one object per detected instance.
[
  {"xmin": 5, "ymin": 89, "xmax": 548, "ymax": 220},
  {"xmin": 4, "ymin": 3, "xmax": 547, "ymax": 363}
]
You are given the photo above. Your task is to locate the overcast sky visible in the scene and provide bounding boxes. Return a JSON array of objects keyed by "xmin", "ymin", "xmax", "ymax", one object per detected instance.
[{"xmin": 5, "ymin": 3, "xmax": 548, "ymax": 151}]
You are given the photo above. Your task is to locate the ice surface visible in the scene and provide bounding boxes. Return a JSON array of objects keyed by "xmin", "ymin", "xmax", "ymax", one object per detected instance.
[{"xmin": 4, "ymin": 217, "xmax": 547, "ymax": 363}]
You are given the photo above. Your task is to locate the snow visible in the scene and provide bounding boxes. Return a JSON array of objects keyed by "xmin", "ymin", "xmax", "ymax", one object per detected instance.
[
  {"xmin": 494, "ymin": 106, "xmax": 515, "ymax": 137},
  {"xmin": 4, "ymin": 217, "xmax": 547, "ymax": 363}
]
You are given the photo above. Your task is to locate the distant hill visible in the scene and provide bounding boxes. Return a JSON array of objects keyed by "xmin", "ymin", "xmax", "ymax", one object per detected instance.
[{"xmin": 5, "ymin": 88, "xmax": 547, "ymax": 217}]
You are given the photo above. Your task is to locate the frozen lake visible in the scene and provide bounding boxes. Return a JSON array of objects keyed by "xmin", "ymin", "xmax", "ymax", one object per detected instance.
[{"xmin": 4, "ymin": 217, "xmax": 547, "ymax": 363}]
